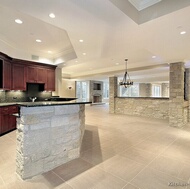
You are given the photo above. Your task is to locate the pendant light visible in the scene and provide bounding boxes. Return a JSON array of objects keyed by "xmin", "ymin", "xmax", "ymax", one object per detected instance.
[{"xmin": 119, "ymin": 59, "xmax": 133, "ymax": 88}]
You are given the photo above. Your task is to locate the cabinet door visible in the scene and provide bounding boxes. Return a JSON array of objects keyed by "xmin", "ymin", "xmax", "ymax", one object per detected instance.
[
  {"xmin": 8, "ymin": 106, "xmax": 18, "ymax": 130},
  {"xmin": 0, "ymin": 60, "xmax": 11, "ymax": 90},
  {"xmin": 1, "ymin": 115, "xmax": 9, "ymax": 134},
  {"xmin": 46, "ymin": 69, "xmax": 55, "ymax": 91},
  {"xmin": 9, "ymin": 115, "xmax": 17, "ymax": 130},
  {"xmin": 27, "ymin": 66, "xmax": 38, "ymax": 83},
  {"xmin": 3, "ymin": 60, "xmax": 11, "ymax": 90},
  {"xmin": 0, "ymin": 107, "xmax": 9, "ymax": 134},
  {"xmin": 12, "ymin": 64, "xmax": 26, "ymax": 90},
  {"xmin": 0, "ymin": 114, "xmax": 1, "ymax": 135},
  {"xmin": 37, "ymin": 67, "xmax": 47, "ymax": 83}
]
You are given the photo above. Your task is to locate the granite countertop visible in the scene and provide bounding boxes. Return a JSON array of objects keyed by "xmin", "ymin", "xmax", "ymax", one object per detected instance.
[
  {"xmin": 116, "ymin": 96, "xmax": 169, "ymax": 100},
  {"xmin": 0, "ymin": 103, "xmax": 18, "ymax": 107},
  {"xmin": 0, "ymin": 99, "xmax": 92, "ymax": 107}
]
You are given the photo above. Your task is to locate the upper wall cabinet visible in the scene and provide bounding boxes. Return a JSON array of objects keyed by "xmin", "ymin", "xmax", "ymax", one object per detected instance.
[
  {"xmin": 0, "ymin": 52, "xmax": 56, "ymax": 91},
  {"xmin": 0, "ymin": 53, "xmax": 12, "ymax": 90},
  {"xmin": 13, "ymin": 58, "xmax": 56, "ymax": 91},
  {"xmin": 26, "ymin": 66, "xmax": 47, "ymax": 84},
  {"xmin": 46, "ymin": 69, "xmax": 55, "ymax": 91},
  {"xmin": 12, "ymin": 63, "xmax": 26, "ymax": 91}
]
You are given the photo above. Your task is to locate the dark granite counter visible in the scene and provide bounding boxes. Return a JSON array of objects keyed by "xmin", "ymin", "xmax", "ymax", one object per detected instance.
[
  {"xmin": 0, "ymin": 99, "xmax": 92, "ymax": 107},
  {"xmin": 0, "ymin": 103, "xmax": 18, "ymax": 107},
  {"xmin": 116, "ymin": 97, "xmax": 169, "ymax": 100}
]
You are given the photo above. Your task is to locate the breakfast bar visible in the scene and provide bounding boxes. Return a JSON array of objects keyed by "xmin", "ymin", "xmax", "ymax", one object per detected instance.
[{"xmin": 16, "ymin": 100, "xmax": 91, "ymax": 180}]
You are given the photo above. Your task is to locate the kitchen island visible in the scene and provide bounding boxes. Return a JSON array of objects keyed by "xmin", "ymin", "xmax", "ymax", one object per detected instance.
[{"xmin": 16, "ymin": 100, "xmax": 91, "ymax": 180}]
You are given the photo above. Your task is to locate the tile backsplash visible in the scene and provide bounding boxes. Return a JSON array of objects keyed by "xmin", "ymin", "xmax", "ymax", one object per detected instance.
[{"xmin": 0, "ymin": 91, "xmax": 52, "ymax": 103}]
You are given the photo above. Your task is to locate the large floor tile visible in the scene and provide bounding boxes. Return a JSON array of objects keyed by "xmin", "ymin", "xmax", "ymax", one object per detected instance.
[
  {"xmin": 66, "ymin": 167, "xmax": 127, "ymax": 189},
  {"xmin": 120, "ymin": 147, "xmax": 157, "ymax": 165},
  {"xmin": 0, "ymin": 176, "xmax": 4, "ymax": 189},
  {"xmin": 161, "ymin": 139, "xmax": 190, "ymax": 164},
  {"xmin": 134, "ymin": 138, "xmax": 171, "ymax": 155},
  {"xmin": 98, "ymin": 155, "xmax": 145, "ymax": 182},
  {"xmin": 131, "ymin": 167, "xmax": 186, "ymax": 189},
  {"xmin": 53, "ymin": 158, "xmax": 93, "ymax": 181},
  {"xmin": 123, "ymin": 183, "xmax": 140, "ymax": 189},
  {"xmin": 148, "ymin": 155, "xmax": 190, "ymax": 182},
  {"xmin": 80, "ymin": 145, "xmax": 117, "ymax": 165}
]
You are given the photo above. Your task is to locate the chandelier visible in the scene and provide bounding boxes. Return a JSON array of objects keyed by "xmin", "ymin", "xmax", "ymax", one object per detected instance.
[{"xmin": 119, "ymin": 59, "xmax": 133, "ymax": 88}]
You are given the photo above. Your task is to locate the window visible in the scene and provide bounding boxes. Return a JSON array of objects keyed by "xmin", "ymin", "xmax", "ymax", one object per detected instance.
[
  {"xmin": 119, "ymin": 83, "xmax": 139, "ymax": 97},
  {"xmin": 152, "ymin": 84, "xmax": 161, "ymax": 97},
  {"xmin": 76, "ymin": 81, "xmax": 88, "ymax": 99},
  {"xmin": 103, "ymin": 82, "xmax": 109, "ymax": 98}
]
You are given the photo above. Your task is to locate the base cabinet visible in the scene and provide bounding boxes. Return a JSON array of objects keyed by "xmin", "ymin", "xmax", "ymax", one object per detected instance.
[{"xmin": 0, "ymin": 105, "xmax": 18, "ymax": 135}]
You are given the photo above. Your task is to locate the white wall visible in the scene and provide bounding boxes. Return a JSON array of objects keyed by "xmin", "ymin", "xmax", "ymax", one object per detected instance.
[
  {"xmin": 53, "ymin": 68, "xmax": 76, "ymax": 97},
  {"xmin": 60, "ymin": 79, "xmax": 76, "ymax": 97}
]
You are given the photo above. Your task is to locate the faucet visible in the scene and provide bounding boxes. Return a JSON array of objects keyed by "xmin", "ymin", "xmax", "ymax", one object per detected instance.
[{"xmin": 29, "ymin": 97, "xmax": 37, "ymax": 102}]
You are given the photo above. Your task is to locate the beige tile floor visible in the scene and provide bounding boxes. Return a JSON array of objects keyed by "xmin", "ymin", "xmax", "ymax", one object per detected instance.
[{"xmin": 1, "ymin": 104, "xmax": 190, "ymax": 189}]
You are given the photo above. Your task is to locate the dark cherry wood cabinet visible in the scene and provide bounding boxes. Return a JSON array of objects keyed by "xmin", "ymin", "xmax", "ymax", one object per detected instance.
[
  {"xmin": 26, "ymin": 66, "xmax": 47, "ymax": 84},
  {"xmin": 0, "ymin": 107, "xmax": 9, "ymax": 134},
  {"xmin": 26, "ymin": 66, "xmax": 38, "ymax": 83},
  {"xmin": 46, "ymin": 69, "xmax": 55, "ymax": 91},
  {"xmin": 0, "ymin": 59, "xmax": 12, "ymax": 90},
  {"xmin": 8, "ymin": 106, "xmax": 18, "ymax": 131},
  {"xmin": 12, "ymin": 63, "xmax": 26, "ymax": 90},
  {"xmin": 0, "ymin": 105, "xmax": 18, "ymax": 135},
  {"xmin": 0, "ymin": 52, "xmax": 56, "ymax": 91},
  {"xmin": 38, "ymin": 67, "xmax": 47, "ymax": 84}
]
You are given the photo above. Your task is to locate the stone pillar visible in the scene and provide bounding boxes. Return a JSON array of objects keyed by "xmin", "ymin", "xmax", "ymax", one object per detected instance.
[
  {"xmin": 139, "ymin": 83, "xmax": 152, "ymax": 97},
  {"xmin": 185, "ymin": 69, "xmax": 190, "ymax": 100},
  {"xmin": 109, "ymin": 77, "xmax": 117, "ymax": 113},
  {"xmin": 185, "ymin": 68, "xmax": 190, "ymax": 122},
  {"xmin": 161, "ymin": 83, "xmax": 169, "ymax": 97},
  {"xmin": 169, "ymin": 62, "xmax": 185, "ymax": 128}
]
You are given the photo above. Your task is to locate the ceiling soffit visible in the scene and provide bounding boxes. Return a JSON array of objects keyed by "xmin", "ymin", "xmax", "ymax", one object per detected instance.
[
  {"xmin": 109, "ymin": 0, "xmax": 190, "ymax": 24},
  {"xmin": 128, "ymin": 0, "xmax": 162, "ymax": 11}
]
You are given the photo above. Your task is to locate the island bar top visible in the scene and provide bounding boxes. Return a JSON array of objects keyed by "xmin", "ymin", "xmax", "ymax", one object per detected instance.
[{"xmin": 0, "ymin": 99, "xmax": 91, "ymax": 107}]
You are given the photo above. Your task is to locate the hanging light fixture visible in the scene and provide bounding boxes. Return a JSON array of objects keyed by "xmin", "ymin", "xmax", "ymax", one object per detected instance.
[{"xmin": 119, "ymin": 59, "xmax": 133, "ymax": 88}]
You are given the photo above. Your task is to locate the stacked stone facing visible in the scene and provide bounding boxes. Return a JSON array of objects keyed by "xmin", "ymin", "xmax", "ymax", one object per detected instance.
[
  {"xmin": 169, "ymin": 62, "xmax": 186, "ymax": 127},
  {"xmin": 115, "ymin": 97, "xmax": 169, "ymax": 120},
  {"xmin": 16, "ymin": 104, "xmax": 85, "ymax": 180},
  {"xmin": 109, "ymin": 77, "xmax": 117, "ymax": 114}
]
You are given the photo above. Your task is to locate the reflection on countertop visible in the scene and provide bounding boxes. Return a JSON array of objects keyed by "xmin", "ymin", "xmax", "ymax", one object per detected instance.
[{"xmin": 0, "ymin": 99, "xmax": 92, "ymax": 107}]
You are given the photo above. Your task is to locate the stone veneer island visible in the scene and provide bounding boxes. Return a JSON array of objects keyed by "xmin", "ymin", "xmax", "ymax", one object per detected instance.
[{"xmin": 16, "ymin": 100, "xmax": 91, "ymax": 180}]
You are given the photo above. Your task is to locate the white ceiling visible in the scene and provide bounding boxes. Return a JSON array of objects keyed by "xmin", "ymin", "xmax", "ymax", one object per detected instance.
[{"xmin": 0, "ymin": 0, "xmax": 190, "ymax": 82}]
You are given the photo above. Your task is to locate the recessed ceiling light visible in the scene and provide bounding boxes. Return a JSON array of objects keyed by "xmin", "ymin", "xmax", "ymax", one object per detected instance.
[
  {"xmin": 75, "ymin": 60, "xmax": 78, "ymax": 63},
  {"xmin": 15, "ymin": 19, "xmax": 23, "ymax": 24},
  {"xmin": 79, "ymin": 39, "xmax": 84, "ymax": 42},
  {"xmin": 49, "ymin": 13, "xmax": 55, "ymax": 18},
  {"xmin": 180, "ymin": 31, "xmax": 186, "ymax": 35},
  {"xmin": 48, "ymin": 51, "xmax": 52, "ymax": 53},
  {"xmin": 36, "ymin": 39, "xmax": 42, "ymax": 43},
  {"xmin": 116, "ymin": 63, "xmax": 119, "ymax": 65},
  {"xmin": 83, "ymin": 53, "xmax": 86, "ymax": 55},
  {"xmin": 152, "ymin": 56, "xmax": 156, "ymax": 59}
]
